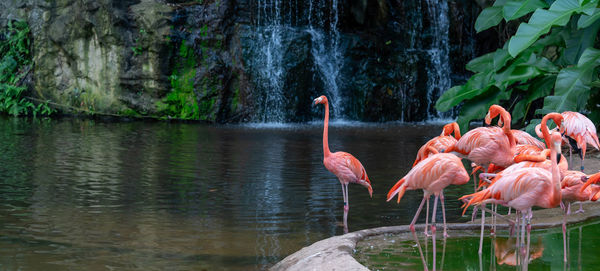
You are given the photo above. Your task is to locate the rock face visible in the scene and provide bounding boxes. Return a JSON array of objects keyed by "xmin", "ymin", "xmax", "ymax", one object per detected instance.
[
  {"xmin": 0, "ymin": 0, "xmax": 482, "ymax": 123},
  {"xmin": 1, "ymin": 0, "xmax": 173, "ymax": 115}
]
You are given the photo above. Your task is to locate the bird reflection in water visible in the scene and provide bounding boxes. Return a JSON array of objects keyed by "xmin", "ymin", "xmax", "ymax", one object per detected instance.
[{"xmin": 493, "ymin": 237, "xmax": 544, "ymax": 267}]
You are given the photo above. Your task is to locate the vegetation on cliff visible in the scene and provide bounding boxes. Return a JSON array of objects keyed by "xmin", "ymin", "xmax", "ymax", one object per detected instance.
[
  {"xmin": 436, "ymin": 0, "xmax": 600, "ymax": 132},
  {"xmin": 0, "ymin": 21, "xmax": 53, "ymax": 117}
]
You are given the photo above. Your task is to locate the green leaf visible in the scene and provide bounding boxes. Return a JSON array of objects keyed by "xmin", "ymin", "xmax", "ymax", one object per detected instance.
[
  {"xmin": 456, "ymin": 87, "xmax": 513, "ymax": 132},
  {"xmin": 466, "ymin": 49, "xmax": 512, "ymax": 73},
  {"xmin": 511, "ymin": 76, "xmax": 556, "ymax": 122},
  {"xmin": 503, "ymin": 0, "xmax": 549, "ymax": 21},
  {"xmin": 435, "ymin": 72, "xmax": 494, "ymax": 112},
  {"xmin": 475, "ymin": 6, "xmax": 504, "ymax": 32},
  {"xmin": 576, "ymin": 47, "xmax": 600, "ymax": 67},
  {"xmin": 538, "ymin": 66, "xmax": 593, "ymax": 114},
  {"xmin": 507, "ymin": 0, "xmax": 596, "ymax": 57},
  {"xmin": 578, "ymin": 8, "xmax": 600, "ymax": 28},
  {"xmin": 562, "ymin": 19, "xmax": 600, "ymax": 64}
]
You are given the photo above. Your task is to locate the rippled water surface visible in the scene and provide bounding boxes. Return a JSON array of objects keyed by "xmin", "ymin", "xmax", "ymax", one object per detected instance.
[{"xmin": 0, "ymin": 117, "xmax": 477, "ymax": 270}]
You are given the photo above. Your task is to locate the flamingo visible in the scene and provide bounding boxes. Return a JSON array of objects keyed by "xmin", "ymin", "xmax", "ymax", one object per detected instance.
[
  {"xmin": 413, "ymin": 122, "xmax": 461, "ymax": 167},
  {"xmin": 560, "ymin": 111, "xmax": 600, "ymax": 172},
  {"xmin": 412, "ymin": 122, "xmax": 460, "ymax": 236},
  {"xmin": 446, "ymin": 105, "xmax": 516, "ymax": 168},
  {"xmin": 461, "ymin": 132, "xmax": 563, "ymax": 262},
  {"xmin": 387, "ymin": 151, "xmax": 469, "ymax": 271},
  {"xmin": 559, "ymin": 170, "xmax": 600, "ymax": 262},
  {"xmin": 313, "ymin": 95, "xmax": 373, "ymax": 232}
]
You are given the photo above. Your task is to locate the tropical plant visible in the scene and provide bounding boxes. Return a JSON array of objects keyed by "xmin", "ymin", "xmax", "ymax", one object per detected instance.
[
  {"xmin": 436, "ymin": 0, "xmax": 600, "ymax": 132},
  {"xmin": 0, "ymin": 20, "xmax": 55, "ymax": 117}
]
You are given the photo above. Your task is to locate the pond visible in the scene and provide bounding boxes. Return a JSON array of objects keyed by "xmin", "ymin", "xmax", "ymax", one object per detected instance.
[
  {"xmin": 0, "ymin": 116, "xmax": 492, "ymax": 270},
  {"xmin": 355, "ymin": 220, "xmax": 600, "ymax": 270}
]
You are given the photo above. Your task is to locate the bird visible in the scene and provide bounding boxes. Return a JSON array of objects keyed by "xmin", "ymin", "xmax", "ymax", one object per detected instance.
[
  {"xmin": 387, "ymin": 151, "xmax": 469, "ymax": 271},
  {"xmin": 446, "ymin": 105, "xmax": 516, "ymax": 168},
  {"xmin": 313, "ymin": 95, "xmax": 373, "ymax": 233},
  {"xmin": 560, "ymin": 111, "xmax": 600, "ymax": 172},
  {"xmin": 559, "ymin": 170, "xmax": 600, "ymax": 262},
  {"xmin": 413, "ymin": 122, "xmax": 461, "ymax": 167},
  {"xmin": 387, "ymin": 152, "xmax": 469, "ymax": 237},
  {"xmin": 461, "ymin": 131, "xmax": 563, "ymax": 260}
]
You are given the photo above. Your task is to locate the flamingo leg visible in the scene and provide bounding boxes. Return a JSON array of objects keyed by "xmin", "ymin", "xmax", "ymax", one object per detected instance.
[
  {"xmin": 478, "ymin": 204, "xmax": 485, "ymax": 255},
  {"xmin": 526, "ymin": 209, "xmax": 532, "ymax": 268},
  {"xmin": 410, "ymin": 196, "xmax": 428, "ymax": 233},
  {"xmin": 340, "ymin": 183, "xmax": 348, "ymax": 233},
  {"xmin": 410, "ymin": 196, "xmax": 429, "ymax": 271},
  {"xmin": 440, "ymin": 191, "xmax": 448, "ymax": 238},
  {"xmin": 431, "ymin": 195, "xmax": 438, "ymax": 271},
  {"xmin": 515, "ymin": 210, "xmax": 520, "ymax": 265},
  {"xmin": 425, "ymin": 196, "xmax": 430, "ymax": 236},
  {"xmin": 569, "ymin": 144, "xmax": 573, "ymax": 170},
  {"xmin": 562, "ymin": 202, "xmax": 568, "ymax": 263},
  {"xmin": 471, "ymin": 205, "xmax": 478, "ymax": 222}
]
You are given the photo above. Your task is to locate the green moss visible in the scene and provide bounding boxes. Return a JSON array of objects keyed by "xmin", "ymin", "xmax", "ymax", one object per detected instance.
[{"xmin": 158, "ymin": 42, "xmax": 200, "ymax": 120}]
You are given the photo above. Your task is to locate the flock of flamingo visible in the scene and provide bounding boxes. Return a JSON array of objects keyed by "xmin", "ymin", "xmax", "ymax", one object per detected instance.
[{"xmin": 312, "ymin": 95, "xmax": 600, "ymax": 269}]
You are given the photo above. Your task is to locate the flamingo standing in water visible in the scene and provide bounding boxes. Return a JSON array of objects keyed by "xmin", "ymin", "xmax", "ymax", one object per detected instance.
[
  {"xmin": 313, "ymin": 95, "xmax": 373, "ymax": 232},
  {"xmin": 387, "ymin": 150, "xmax": 469, "ymax": 270},
  {"xmin": 461, "ymin": 132, "xmax": 564, "ymax": 262},
  {"xmin": 412, "ymin": 122, "xmax": 461, "ymax": 236}
]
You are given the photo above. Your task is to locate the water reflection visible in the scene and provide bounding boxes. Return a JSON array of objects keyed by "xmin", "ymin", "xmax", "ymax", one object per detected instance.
[
  {"xmin": 357, "ymin": 220, "xmax": 600, "ymax": 270},
  {"xmin": 1, "ymin": 117, "xmax": 461, "ymax": 270}
]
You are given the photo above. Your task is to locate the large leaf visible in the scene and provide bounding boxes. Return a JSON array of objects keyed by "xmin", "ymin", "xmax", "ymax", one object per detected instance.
[
  {"xmin": 503, "ymin": 0, "xmax": 549, "ymax": 21},
  {"xmin": 435, "ymin": 71, "xmax": 494, "ymax": 112},
  {"xmin": 475, "ymin": 5, "xmax": 505, "ymax": 32},
  {"xmin": 578, "ymin": 8, "xmax": 600, "ymax": 28},
  {"xmin": 562, "ymin": 19, "xmax": 600, "ymax": 64},
  {"xmin": 466, "ymin": 48, "xmax": 511, "ymax": 73},
  {"xmin": 507, "ymin": 0, "xmax": 597, "ymax": 57},
  {"xmin": 456, "ymin": 87, "xmax": 513, "ymax": 132},
  {"xmin": 538, "ymin": 67, "xmax": 593, "ymax": 114},
  {"xmin": 512, "ymin": 75, "xmax": 556, "ymax": 123}
]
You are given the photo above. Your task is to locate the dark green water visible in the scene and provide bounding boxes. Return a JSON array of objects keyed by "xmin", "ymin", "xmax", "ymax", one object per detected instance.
[
  {"xmin": 356, "ymin": 221, "xmax": 600, "ymax": 270},
  {"xmin": 0, "ymin": 116, "xmax": 482, "ymax": 270}
]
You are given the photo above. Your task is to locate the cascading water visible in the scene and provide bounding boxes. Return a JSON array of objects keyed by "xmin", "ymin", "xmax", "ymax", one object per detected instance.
[
  {"xmin": 242, "ymin": 0, "xmax": 458, "ymax": 123},
  {"xmin": 245, "ymin": 0, "xmax": 345, "ymax": 122},
  {"xmin": 424, "ymin": 0, "xmax": 452, "ymax": 120}
]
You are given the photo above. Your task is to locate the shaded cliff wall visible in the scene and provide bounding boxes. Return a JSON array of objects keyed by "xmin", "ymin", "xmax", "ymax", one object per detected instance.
[{"xmin": 0, "ymin": 0, "xmax": 482, "ymax": 123}]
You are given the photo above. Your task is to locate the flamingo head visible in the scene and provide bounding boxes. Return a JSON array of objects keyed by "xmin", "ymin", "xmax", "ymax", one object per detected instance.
[
  {"xmin": 485, "ymin": 105, "xmax": 509, "ymax": 127},
  {"xmin": 358, "ymin": 177, "xmax": 373, "ymax": 198},
  {"xmin": 442, "ymin": 122, "xmax": 456, "ymax": 136},
  {"xmin": 313, "ymin": 95, "xmax": 328, "ymax": 106}
]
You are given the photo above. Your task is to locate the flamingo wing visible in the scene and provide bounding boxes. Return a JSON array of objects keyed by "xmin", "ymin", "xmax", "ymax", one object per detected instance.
[
  {"xmin": 512, "ymin": 130, "xmax": 545, "ymax": 149},
  {"xmin": 332, "ymin": 152, "xmax": 370, "ymax": 184}
]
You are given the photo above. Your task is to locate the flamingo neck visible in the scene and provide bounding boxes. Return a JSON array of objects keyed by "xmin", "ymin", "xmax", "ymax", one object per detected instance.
[
  {"xmin": 499, "ymin": 111, "xmax": 515, "ymax": 147},
  {"xmin": 453, "ymin": 122, "xmax": 461, "ymax": 140},
  {"xmin": 550, "ymin": 143, "xmax": 562, "ymax": 206},
  {"xmin": 541, "ymin": 117, "xmax": 551, "ymax": 149},
  {"xmin": 323, "ymin": 101, "xmax": 331, "ymax": 157}
]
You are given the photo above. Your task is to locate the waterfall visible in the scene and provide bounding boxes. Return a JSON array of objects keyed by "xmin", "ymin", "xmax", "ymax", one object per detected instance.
[
  {"xmin": 247, "ymin": 0, "xmax": 345, "ymax": 122},
  {"xmin": 243, "ymin": 0, "xmax": 457, "ymax": 123},
  {"xmin": 424, "ymin": 0, "xmax": 452, "ymax": 120}
]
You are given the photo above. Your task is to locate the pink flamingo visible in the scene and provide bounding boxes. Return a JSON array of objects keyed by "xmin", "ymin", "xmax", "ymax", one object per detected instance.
[
  {"xmin": 313, "ymin": 95, "xmax": 373, "ymax": 232},
  {"xmin": 559, "ymin": 170, "xmax": 600, "ymax": 262},
  {"xmin": 446, "ymin": 105, "xmax": 516, "ymax": 168},
  {"xmin": 413, "ymin": 122, "xmax": 461, "ymax": 167},
  {"xmin": 461, "ymin": 132, "xmax": 563, "ymax": 262},
  {"xmin": 387, "ymin": 151, "xmax": 469, "ymax": 270},
  {"xmin": 560, "ymin": 111, "xmax": 600, "ymax": 172}
]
